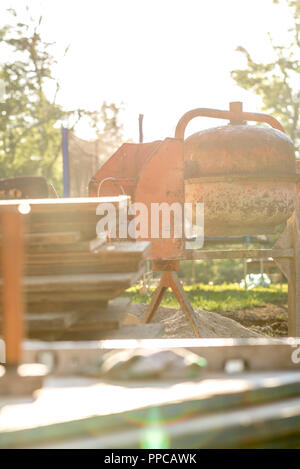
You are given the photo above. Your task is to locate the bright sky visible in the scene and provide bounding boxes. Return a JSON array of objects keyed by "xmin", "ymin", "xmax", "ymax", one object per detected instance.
[{"xmin": 0, "ymin": 0, "xmax": 293, "ymax": 141}]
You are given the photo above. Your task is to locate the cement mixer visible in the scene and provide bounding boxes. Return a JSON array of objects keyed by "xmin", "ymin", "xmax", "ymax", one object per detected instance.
[
  {"xmin": 182, "ymin": 102, "xmax": 296, "ymax": 236},
  {"xmin": 90, "ymin": 102, "xmax": 297, "ymax": 250},
  {"xmin": 89, "ymin": 102, "xmax": 300, "ymax": 337}
]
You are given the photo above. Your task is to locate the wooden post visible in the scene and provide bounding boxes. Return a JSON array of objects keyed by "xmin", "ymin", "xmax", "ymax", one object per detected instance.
[
  {"xmin": 138, "ymin": 114, "xmax": 144, "ymax": 144},
  {"xmin": 288, "ymin": 184, "xmax": 300, "ymax": 336},
  {"xmin": 62, "ymin": 127, "xmax": 69, "ymax": 197},
  {"xmin": 2, "ymin": 209, "xmax": 25, "ymax": 366}
]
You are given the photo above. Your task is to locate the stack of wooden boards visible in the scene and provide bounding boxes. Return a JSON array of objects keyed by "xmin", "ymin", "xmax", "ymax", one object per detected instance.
[
  {"xmin": 2, "ymin": 365, "xmax": 300, "ymax": 448},
  {"xmin": 0, "ymin": 196, "xmax": 160, "ymax": 341}
]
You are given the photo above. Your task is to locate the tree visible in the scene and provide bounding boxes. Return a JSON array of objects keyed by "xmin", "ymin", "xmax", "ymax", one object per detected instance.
[
  {"xmin": 86, "ymin": 101, "xmax": 124, "ymax": 159},
  {"xmin": 0, "ymin": 7, "xmax": 123, "ymax": 194},
  {"xmin": 231, "ymin": 0, "xmax": 300, "ymax": 155}
]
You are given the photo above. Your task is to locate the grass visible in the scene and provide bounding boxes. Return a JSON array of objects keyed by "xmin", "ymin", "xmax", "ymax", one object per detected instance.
[{"xmin": 125, "ymin": 282, "xmax": 288, "ymax": 312}]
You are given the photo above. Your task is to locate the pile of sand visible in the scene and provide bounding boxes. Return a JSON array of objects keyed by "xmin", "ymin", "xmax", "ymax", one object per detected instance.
[{"xmin": 126, "ymin": 303, "xmax": 264, "ymax": 338}]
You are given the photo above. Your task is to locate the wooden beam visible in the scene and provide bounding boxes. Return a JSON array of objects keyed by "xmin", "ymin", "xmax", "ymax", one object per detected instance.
[
  {"xmin": 1, "ymin": 210, "xmax": 24, "ymax": 365},
  {"xmin": 26, "ymin": 232, "xmax": 81, "ymax": 246},
  {"xmin": 288, "ymin": 184, "xmax": 300, "ymax": 336},
  {"xmin": 2, "ymin": 369, "xmax": 300, "ymax": 448},
  {"xmin": 61, "ymin": 323, "xmax": 164, "ymax": 341},
  {"xmin": 184, "ymin": 248, "xmax": 293, "ymax": 261},
  {"xmin": 21, "ymin": 338, "xmax": 300, "ymax": 375},
  {"xmin": 0, "ymin": 270, "xmax": 144, "ymax": 293},
  {"xmin": 0, "ymin": 196, "xmax": 130, "ymax": 212},
  {"xmin": 67, "ymin": 298, "xmax": 131, "ymax": 332}
]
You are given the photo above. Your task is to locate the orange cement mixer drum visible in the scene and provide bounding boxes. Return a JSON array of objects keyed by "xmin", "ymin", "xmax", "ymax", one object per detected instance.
[{"xmin": 179, "ymin": 105, "xmax": 296, "ymax": 236}]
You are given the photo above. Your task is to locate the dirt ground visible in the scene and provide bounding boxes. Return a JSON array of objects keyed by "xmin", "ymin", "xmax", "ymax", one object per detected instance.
[
  {"xmin": 219, "ymin": 303, "xmax": 288, "ymax": 337},
  {"xmin": 126, "ymin": 302, "xmax": 288, "ymax": 338}
]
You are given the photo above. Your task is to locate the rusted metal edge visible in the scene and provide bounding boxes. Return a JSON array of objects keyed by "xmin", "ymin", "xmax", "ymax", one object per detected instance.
[
  {"xmin": 175, "ymin": 106, "xmax": 285, "ymax": 138},
  {"xmin": 185, "ymin": 174, "xmax": 300, "ymax": 184}
]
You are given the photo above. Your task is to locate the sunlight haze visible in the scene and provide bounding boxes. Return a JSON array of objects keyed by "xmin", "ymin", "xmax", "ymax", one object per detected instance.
[{"xmin": 1, "ymin": 0, "xmax": 292, "ymax": 141}]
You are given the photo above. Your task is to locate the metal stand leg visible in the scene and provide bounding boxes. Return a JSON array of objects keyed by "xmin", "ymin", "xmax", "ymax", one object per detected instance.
[
  {"xmin": 145, "ymin": 261, "xmax": 201, "ymax": 337},
  {"xmin": 167, "ymin": 271, "xmax": 201, "ymax": 337},
  {"xmin": 144, "ymin": 272, "xmax": 168, "ymax": 324}
]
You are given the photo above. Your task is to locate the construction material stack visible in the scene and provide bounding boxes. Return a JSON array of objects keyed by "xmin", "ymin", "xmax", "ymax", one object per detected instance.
[{"xmin": 0, "ymin": 196, "xmax": 152, "ymax": 342}]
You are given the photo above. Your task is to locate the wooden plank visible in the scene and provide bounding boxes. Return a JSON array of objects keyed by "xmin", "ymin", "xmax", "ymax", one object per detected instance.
[
  {"xmin": 21, "ymin": 289, "xmax": 126, "ymax": 304},
  {"xmin": 0, "ymin": 312, "xmax": 79, "ymax": 333},
  {"xmin": 95, "ymin": 241, "xmax": 151, "ymax": 257},
  {"xmin": 61, "ymin": 323, "xmax": 164, "ymax": 341},
  {"xmin": 25, "ymin": 241, "xmax": 150, "ymax": 262},
  {"xmin": 26, "ymin": 330, "xmax": 65, "ymax": 341},
  {"xmin": 157, "ymin": 396, "xmax": 300, "ymax": 449},
  {"xmin": 66, "ymin": 396, "xmax": 300, "ymax": 449},
  {"xmin": 98, "ymin": 323, "xmax": 164, "ymax": 339},
  {"xmin": 0, "ymin": 196, "xmax": 130, "ymax": 213},
  {"xmin": 0, "ymin": 231, "xmax": 82, "ymax": 246},
  {"xmin": 27, "ymin": 313, "xmax": 78, "ymax": 331},
  {"xmin": 26, "ymin": 232, "xmax": 81, "ymax": 246},
  {"xmin": 185, "ymin": 248, "xmax": 293, "ymax": 261},
  {"xmin": 245, "ymin": 433, "xmax": 300, "ymax": 449},
  {"xmin": 25, "ymin": 239, "xmax": 106, "ymax": 254},
  {"xmin": 24, "ymin": 222, "xmax": 97, "ymax": 238},
  {"xmin": 288, "ymin": 184, "xmax": 300, "ymax": 336},
  {"xmin": 0, "ymin": 267, "xmax": 142, "ymax": 311},
  {"xmin": 23, "ymin": 260, "xmax": 143, "ymax": 276},
  {"xmin": 0, "ymin": 270, "xmax": 144, "ymax": 293},
  {"xmin": 1, "ymin": 299, "xmax": 131, "ymax": 340},
  {"xmin": 89, "ymin": 235, "xmax": 107, "ymax": 252},
  {"xmin": 22, "ymin": 241, "xmax": 150, "ymax": 275},
  {"xmin": 1, "ymin": 269, "xmax": 143, "ymax": 308},
  {"xmin": 24, "ymin": 300, "xmax": 108, "ymax": 315},
  {"xmin": 0, "ymin": 196, "xmax": 130, "ymax": 239},
  {"xmin": 21, "ymin": 338, "xmax": 300, "ymax": 375},
  {"xmin": 1, "ymin": 371, "xmax": 300, "ymax": 448},
  {"xmin": 67, "ymin": 298, "xmax": 131, "ymax": 332},
  {"xmin": 25, "ymin": 216, "xmax": 132, "ymax": 230}
]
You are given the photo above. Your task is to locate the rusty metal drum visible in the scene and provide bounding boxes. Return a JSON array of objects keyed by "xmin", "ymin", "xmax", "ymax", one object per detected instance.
[{"xmin": 177, "ymin": 103, "xmax": 297, "ymax": 236}]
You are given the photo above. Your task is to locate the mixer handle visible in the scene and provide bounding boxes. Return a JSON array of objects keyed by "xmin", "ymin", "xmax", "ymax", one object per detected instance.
[{"xmin": 174, "ymin": 102, "xmax": 285, "ymax": 139}]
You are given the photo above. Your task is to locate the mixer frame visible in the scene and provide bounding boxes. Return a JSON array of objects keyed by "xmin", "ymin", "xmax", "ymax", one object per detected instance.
[
  {"xmin": 145, "ymin": 187, "xmax": 300, "ymax": 337},
  {"xmin": 144, "ymin": 105, "xmax": 300, "ymax": 338}
]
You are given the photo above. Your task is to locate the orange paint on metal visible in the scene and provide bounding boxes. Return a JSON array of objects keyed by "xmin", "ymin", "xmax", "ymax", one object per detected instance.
[
  {"xmin": 153, "ymin": 260, "xmax": 180, "ymax": 271},
  {"xmin": 89, "ymin": 138, "xmax": 185, "ymax": 259},
  {"xmin": 89, "ymin": 141, "xmax": 161, "ymax": 198},
  {"xmin": 134, "ymin": 138, "xmax": 184, "ymax": 259},
  {"xmin": 2, "ymin": 209, "xmax": 25, "ymax": 366}
]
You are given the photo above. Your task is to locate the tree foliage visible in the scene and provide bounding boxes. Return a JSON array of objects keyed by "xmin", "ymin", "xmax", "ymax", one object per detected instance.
[
  {"xmin": 0, "ymin": 7, "xmax": 123, "ymax": 194},
  {"xmin": 231, "ymin": 0, "xmax": 300, "ymax": 154}
]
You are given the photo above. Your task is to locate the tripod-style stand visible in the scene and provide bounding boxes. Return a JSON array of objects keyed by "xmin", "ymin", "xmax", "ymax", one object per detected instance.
[{"xmin": 145, "ymin": 185, "xmax": 300, "ymax": 338}]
